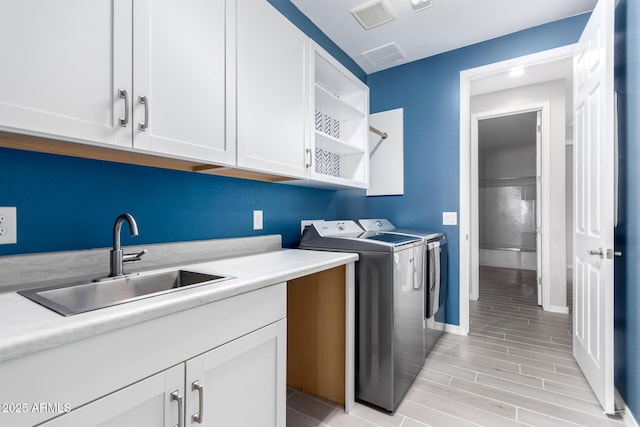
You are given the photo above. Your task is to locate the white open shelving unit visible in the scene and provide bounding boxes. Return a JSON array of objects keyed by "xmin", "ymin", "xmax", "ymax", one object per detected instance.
[{"xmin": 310, "ymin": 42, "xmax": 369, "ymax": 188}]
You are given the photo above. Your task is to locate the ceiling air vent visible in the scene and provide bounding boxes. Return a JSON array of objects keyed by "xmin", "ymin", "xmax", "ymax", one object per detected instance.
[
  {"xmin": 362, "ymin": 42, "xmax": 407, "ymax": 69},
  {"xmin": 351, "ymin": 0, "xmax": 396, "ymax": 30}
]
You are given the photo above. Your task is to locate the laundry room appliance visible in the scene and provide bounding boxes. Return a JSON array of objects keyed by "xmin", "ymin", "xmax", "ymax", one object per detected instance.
[
  {"xmin": 299, "ymin": 220, "xmax": 424, "ymax": 412},
  {"xmin": 359, "ymin": 219, "xmax": 448, "ymax": 356}
]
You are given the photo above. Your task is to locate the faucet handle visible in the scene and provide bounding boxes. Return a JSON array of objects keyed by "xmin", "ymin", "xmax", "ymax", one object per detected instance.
[{"xmin": 123, "ymin": 249, "xmax": 147, "ymax": 264}]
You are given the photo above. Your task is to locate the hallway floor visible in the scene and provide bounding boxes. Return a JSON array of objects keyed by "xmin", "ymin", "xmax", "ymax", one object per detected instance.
[{"xmin": 286, "ymin": 266, "xmax": 623, "ymax": 426}]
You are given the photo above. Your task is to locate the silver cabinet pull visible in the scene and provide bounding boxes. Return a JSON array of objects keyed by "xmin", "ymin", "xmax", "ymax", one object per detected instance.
[
  {"xmin": 118, "ymin": 89, "xmax": 129, "ymax": 127},
  {"xmin": 191, "ymin": 380, "xmax": 204, "ymax": 424},
  {"xmin": 170, "ymin": 390, "xmax": 183, "ymax": 427},
  {"xmin": 615, "ymin": 251, "xmax": 623, "ymax": 257},
  {"xmin": 305, "ymin": 148, "xmax": 312, "ymax": 168},
  {"xmin": 587, "ymin": 248, "xmax": 604, "ymax": 259},
  {"xmin": 138, "ymin": 95, "xmax": 149, "ymax": 131}
]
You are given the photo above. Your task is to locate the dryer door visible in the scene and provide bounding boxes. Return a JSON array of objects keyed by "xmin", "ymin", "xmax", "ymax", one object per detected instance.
[{"xmin": 392, "ymin": 245, "xmax": 425, "ymax": 408}]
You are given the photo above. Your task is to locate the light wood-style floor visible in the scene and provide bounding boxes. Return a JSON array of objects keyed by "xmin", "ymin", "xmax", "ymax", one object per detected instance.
[{"xmin": 286, "ymin": 266, "xmax": 623, "ymax": 426}]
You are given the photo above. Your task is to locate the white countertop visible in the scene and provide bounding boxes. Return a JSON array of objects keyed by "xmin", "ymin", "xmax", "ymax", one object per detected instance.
[{"xmin": 0, "ymin": 248, "xmax": 357, "ymax": 364}]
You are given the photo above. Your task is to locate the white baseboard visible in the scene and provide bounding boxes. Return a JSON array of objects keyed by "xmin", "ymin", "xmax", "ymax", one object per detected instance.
[
  {"xmin": 544, "ymin": 304, "xmax": 569, "ymax": 314},
  {"xmin": 444, "ymin": 323, "xmax": 468, "ymax": 336},
  {"xmin": 616, "ymin": 389, "xmax": 640, "ymax": 427}
]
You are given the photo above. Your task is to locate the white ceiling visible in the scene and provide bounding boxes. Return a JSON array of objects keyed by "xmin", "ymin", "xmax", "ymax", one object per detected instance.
[
  {"xmin": 470, "ymin": 56, "xmax": 575, "ymax": 133},
  {"xmin": 290, "ymin": 0, "xmax": 597, "ymax": 74},
  {"xmin": 470, "ymin": 57, "xmax": 574, "ymax": 96}
]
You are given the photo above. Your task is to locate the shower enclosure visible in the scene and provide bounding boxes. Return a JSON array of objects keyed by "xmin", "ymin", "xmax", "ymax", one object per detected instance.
[{"xmin": 478, "ymin": 112, "xmax": 539, "ymax": 287}]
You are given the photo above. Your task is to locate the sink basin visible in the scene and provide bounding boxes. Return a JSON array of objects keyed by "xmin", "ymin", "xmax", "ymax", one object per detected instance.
[{"xmin": 19, "ymin": 269, "xmax": 232, "ymax": 316}]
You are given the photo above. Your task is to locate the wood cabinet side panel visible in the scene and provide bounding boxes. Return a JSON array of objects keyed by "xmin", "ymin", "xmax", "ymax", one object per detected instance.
[{"xmin": 287, "ymin": 266, "xmax": 346, "ymax": 404}]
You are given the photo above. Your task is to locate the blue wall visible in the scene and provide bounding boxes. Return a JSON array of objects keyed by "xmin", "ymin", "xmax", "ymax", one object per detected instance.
[
  {"xmin": 0, "ymin": 0, "xmax": 365, "ymax": 257},
  {"xmin": 4, "ymin": 0, "xmax": 637, "ymax": 415},
  {"xmin": 366, "ymin": 15, "xmax": 589, "ymax": 325},
  {"xmin": 0, "ymin": 148, "xmax": 347, "ymax": 254},
  {"xmin": 614, "ymin": 0, "xmax": 640, "ymax": 418}
]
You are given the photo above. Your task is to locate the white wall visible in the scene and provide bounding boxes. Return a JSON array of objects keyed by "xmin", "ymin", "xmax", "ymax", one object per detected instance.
[
  {"xmin": 480, "ymin": 144, "xmax": 536, "ymax": 179},
  {"xmin": 479, "ymin": 249, "xmax": 537, "ymax": 269},
  {"xmin": 471, "ymin": 79, "xmax": 568, "ymax": 311}
]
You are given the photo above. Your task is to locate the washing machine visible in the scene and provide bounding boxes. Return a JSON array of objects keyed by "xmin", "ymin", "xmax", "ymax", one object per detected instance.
[{"xmin": 299, "ymin": 220, "xmax": 424, "ymax": 412}]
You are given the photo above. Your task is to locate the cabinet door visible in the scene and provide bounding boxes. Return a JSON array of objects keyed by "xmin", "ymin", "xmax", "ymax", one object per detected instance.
[
  {"xmin": 186, "ymin": 319, "xmax": 287, "ymax": 427},
  {"xmin": 133, "ymin": 0, "xmax": 232, "ymax": 165},
  {"xmin": 236, "ymin": 0, "xmax": 309, "ymax": 178},
  {"xmin": 0, "ymin": 0, "xmax": 132, "ymax": 148},
  {"xmin": 40, "ymin": 364, "xmax": 184, "ymax": 427}
]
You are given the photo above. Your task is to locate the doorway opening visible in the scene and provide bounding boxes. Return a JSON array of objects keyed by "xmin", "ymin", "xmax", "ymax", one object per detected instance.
[
  {"xmin": 458, "ymin": 45, "xmax": 575, "ymax": 336},
  {"xmin": 458, "ymin": 1, "xmax": 615, "ymax": 413},
  {"xmin": 476, "ymin": 111, "xmax": 541, "ymax": 307}
]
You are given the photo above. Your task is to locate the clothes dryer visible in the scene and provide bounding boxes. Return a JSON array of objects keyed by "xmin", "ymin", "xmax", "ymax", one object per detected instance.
[{"xmin": 359, "ymin": 219, "xmax": 447, "ymax": 356}]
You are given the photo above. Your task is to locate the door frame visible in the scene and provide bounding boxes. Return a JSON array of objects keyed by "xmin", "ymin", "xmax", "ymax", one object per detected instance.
[
  {"xmin": 458, "ymin": 44, "xmax": 575, "ymax": 335},
  {"xmin": 470, "ymin": 103, "xmax": 549, "ymax": 309}
]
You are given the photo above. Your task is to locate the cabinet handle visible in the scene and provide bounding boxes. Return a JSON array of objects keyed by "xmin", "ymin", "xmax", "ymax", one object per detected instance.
[
  {"xmin": 170, "ymin": 390, "xmax": 183, "ymax": 427},
  {"xmin": 118, "ymin": 89, "xmax": 129, "ymax": 127},
  {"xmin": 138, "ymin": 95, "xmax": 149, "ymax": 131},
  {"xmin": 305, "ymin": 148, "xmax": 312, "ymax": 168},
  {"xmin": 191, "ymin": 380, "xmax": 204, "ymax": 424}
]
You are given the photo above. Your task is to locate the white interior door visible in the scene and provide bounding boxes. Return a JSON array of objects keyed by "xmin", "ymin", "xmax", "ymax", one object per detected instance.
[
  {"xmin": 573, "ymin": 0, "xmax": 615, "ymax": 414},
  {"xmin": 536, "ymin": 110, "xmax": 543, "ymax": 306}
]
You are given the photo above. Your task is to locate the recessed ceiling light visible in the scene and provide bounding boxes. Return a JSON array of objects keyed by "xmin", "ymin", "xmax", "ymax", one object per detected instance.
[
  {"xmin": 409, "ymin": 0, "xmax": 433, "ymax": 12},
  {"xmin": 509, "ymin": 67, "xmax": 525, "ymax": 78}
]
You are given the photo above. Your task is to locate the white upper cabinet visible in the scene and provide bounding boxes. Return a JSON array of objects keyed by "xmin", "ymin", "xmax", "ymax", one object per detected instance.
[
  {"xmin": 0, "ymin": 0, "xmax": 132, "ymax": 148},
  {"xmin": 235, "ymin": 0, "xmax": 309, "ymax": 179},
  {"xmin": 0, "ymin": 0, "xmax": 233, "ymax": 165},
  {"xmin": 234, "ymin": 0, "xmax": 369, "ymax": 188},
  {"xmin": 133, "ymin": 0, "xmax": 233, "ymax": 165},
  {"xmin": 0, "ymin": 0, "xmax": 368, "ymax": 188},
  {"xmin": 309, "ymin": 42, "xmax": 369, "ymax": 189}
]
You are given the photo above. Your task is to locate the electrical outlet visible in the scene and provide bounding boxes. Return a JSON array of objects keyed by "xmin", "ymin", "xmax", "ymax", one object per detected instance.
[
  {"xmin": 0, "ymin": 207, "xmax": 17, "ymax": 244},
  {"xmin": 253, "ymin": 210, "xmax": 263, "ymax": 230},
  {"xmin": 301, "ymin": 220, "xmax": 323, "ymax": 235}
]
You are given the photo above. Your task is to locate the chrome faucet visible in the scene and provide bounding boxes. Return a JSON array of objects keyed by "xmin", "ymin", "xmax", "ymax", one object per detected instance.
[{"xmin": 109, "ymin": 213, "xmax": 147, "ymax": 277}]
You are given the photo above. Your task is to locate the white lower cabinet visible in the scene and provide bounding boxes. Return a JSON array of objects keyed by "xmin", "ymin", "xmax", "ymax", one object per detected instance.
[
  {"xmin": 186, "ymin": 319, "xmax": 287, "ymax": 427},
  {"xmin": 40, "ymin": 319, "xmax": 286, "ymax": 427},
  {"xmin": 40, "ymin": 365, "xmax": 184, "ymax": 427}
]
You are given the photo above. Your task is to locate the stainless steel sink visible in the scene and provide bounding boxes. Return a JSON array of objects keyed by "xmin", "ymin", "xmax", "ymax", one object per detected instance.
[{"xmin": 19, "ymin": 269, "xmax": 232, "ymax": 316}]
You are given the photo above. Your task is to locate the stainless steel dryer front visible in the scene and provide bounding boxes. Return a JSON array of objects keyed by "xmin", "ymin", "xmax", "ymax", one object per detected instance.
[
  {"xmin": 359, "ymin": 219, "xmax": 448, "ymax": 356},
  {"xmin": 299, "ymin": 220, "xmax": 424, "ymax": 412}
]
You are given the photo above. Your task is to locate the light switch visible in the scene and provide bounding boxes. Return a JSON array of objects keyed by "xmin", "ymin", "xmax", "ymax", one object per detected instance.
[
  {"xmin": 253, "ymin": 210, "xmax": 263, "ymax": 230},
  {"xmin": 442, "ymin": 212, "xmax": 457, "ymax": 226}
]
